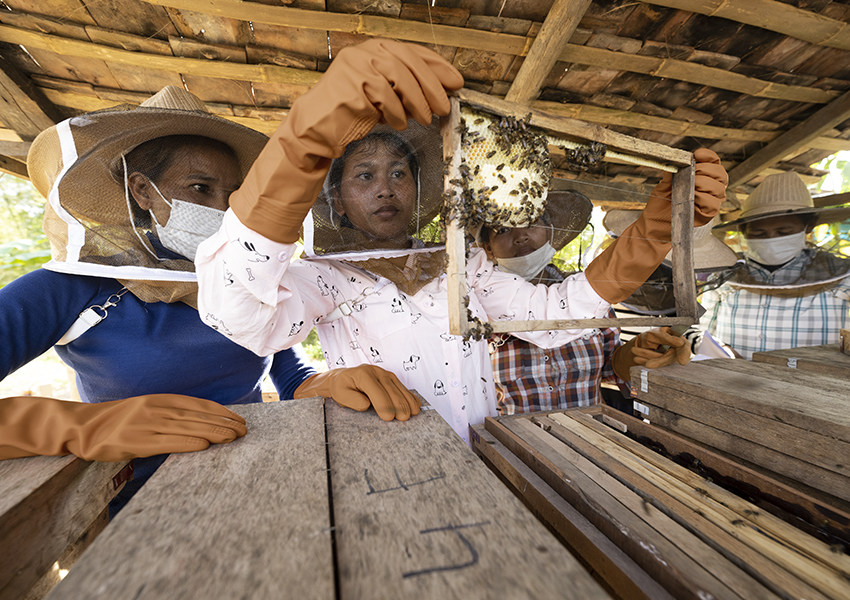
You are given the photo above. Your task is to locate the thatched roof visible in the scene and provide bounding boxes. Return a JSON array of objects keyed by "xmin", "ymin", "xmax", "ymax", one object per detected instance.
[{"xmin": 3, "ymin": 0, "xmax": 850, "ymax": 218}]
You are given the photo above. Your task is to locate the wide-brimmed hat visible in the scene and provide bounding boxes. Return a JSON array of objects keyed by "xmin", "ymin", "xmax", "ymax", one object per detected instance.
[
  {"xmin": 28, "ymin": 86, "xmax": 268, "ymax": 305},
  {"xmin": 715, "ymin": 171, "xmax": 850, "ymax": 231},
  {"xmin": 475, "ymin": 190, "xmax": 593, "ymax": 251},
  {"xmin": 302, "ymin": 118, "xmax": 445, "ymax": 259},
  {"xmin": 603, "ymin": 210, "xmax": 738, "ymax": 272}
]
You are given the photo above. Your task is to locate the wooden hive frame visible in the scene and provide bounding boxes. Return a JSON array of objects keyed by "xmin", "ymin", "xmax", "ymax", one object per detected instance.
[{"xmin": 442, "ymin": 89, "xmax": 700, "ymax": 337}]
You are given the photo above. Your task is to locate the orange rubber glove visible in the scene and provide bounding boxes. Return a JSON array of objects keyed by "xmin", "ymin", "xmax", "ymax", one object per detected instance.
[
  {"xmin": 610, "ymin": 327, "xmax": 691, "ymax": 381},
  {"xmin": 295, "ymin": 364, "xmax": 421, "ymax": 422},
  {"xmin": 230, "ymin": 38, "xmax": 464, "ymax": 243},
  {"xmin": 0, "ymin": 395, "xmax": 247, "ymax": 462},
  {"xmin": 585, "ymin": 148, "xmax": 727, "ymax": 303}
]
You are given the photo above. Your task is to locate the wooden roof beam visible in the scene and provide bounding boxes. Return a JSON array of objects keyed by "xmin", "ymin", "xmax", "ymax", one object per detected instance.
[
  {"xmin": 727, "ymin": 90, "xmax": 850, "ymax": 188},
  {"xmin": 0, "ymin": 155, "xmax": 28, "ymax": 179},
  {"xmin": 644, "ymin": 0, "xmax": 850, "ymax": 51},
  {"xmin": 144, "ymin": 0, "xmax": 838, "ymax": 105},
  {"xmin": 0, "ymin": 60, "xmax": 61, "ymax": 142},
  {"xmin": 505, "ymin": 0, "xmax": 592, "ymax": 105}
]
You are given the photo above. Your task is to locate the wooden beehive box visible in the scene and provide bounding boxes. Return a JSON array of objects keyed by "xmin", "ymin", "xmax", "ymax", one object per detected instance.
[
  {"xmin": 752, "ymin": 343, "xmax": 850, "ymax": 379},
  {"xmin": 441, "ymin": 89, "xmax": 700, "ymax": 338},
  {"xmin": 29, "ymin": 399, "xmax": 609, "ymax": 600},
  {"xmin": 631, "ymin": 358, "xmax": 850, "ymax": 506},
  {"xmin": 472, "ymin": 405, "xmax": 850, "ymax": 600}
]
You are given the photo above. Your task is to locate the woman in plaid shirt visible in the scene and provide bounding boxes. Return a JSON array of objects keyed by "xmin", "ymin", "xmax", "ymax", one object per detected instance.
[
  {"xmin": 478, "ymin": 191, "xmax": 690, "ymax": 415},
  {"xmin": 701, "ymin": 171, "xmax": 850, "ymax": 359}
]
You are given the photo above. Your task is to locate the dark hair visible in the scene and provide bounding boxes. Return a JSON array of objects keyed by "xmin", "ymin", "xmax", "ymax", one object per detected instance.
[{"xmin": 119, "ymin": 135, "xmax": 236, "ymax": 226}]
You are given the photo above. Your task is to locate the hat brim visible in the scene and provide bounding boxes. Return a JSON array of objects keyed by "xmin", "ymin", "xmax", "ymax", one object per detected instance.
[
  {"xmin": 546, "ymin": 191, "xmax": 593, "ymax": 251},
  {"xmin": 714, "ymin": 205, "xmax": 850, "ymax": 231},
  {"xmin": 29, "ymin": 106, "xmax": 268, "ymax": 226}
]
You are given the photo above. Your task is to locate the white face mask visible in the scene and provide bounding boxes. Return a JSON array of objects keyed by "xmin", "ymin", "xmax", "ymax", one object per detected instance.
[
  {"xmin": 744, "ymin": 231, "xmax": 806, "ymax": 266},
  {"xmin": 149, "ymin": 182, "xmax": 225, "ymax": 261},
  {"xmin": 495, "ymin": 242, "xmax": 557, "ymax": 281}
]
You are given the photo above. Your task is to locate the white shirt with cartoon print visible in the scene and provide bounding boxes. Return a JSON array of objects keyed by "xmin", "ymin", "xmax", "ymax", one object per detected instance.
[{"xmin": 196, "ymin": 210, "xmax": 612, "ymax": 444}]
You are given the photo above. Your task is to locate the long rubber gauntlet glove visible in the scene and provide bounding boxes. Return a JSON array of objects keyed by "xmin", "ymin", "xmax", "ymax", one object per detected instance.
[
  {"xmin": 295, "ymin": 365, "xmax": 421, "ymax": 422},
  {"xmin": 610, "ymin": 327, "xmax": 692, "ymax": 381},
  {"xmin": 230, "ymin": 39, "xmax": 464, "ymax": 243},
  {"xmin": 585, "ymin": 148, "xmax": 727, "ymax": 303},
  {"xmin": 0, "ymin": 395, "xmax": 247, "ymax": 462}
]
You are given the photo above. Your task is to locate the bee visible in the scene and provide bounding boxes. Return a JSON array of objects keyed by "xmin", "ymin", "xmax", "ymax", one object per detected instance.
[
  {"xmin": 509, "ymin": 189, "xmax": 519, "ymax": 196},
  {"xmin": 498, "ymin": 174, "xmax": 507, "ymax": 183},
  {"xmin": 490, "ymin": 186, "xmax": 499, "ymax": 192},
  {"xmin": 486, "ymin": 150, "xmax": 497, "ymax": 159},
  {"xmin": 474, "ymin": 118, "xmax": 484, "ymax": 125},
  {"xmin": 496, "ymin": 163, "xmax": 505, "ymax": 171}
]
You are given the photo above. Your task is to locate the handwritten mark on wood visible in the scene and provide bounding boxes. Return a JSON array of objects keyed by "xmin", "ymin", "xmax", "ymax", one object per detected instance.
[
  {"xmin": 364, "ymin": 468, "xmax": 446, "ymax": 494},
  {"xmin": 402, "ymin": 521, "xmax": 492, "ymax": 579}
]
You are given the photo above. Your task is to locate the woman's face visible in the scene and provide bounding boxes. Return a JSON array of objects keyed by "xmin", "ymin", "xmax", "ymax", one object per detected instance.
[
  {"xmin": 332, "ymin": 141, "xmax": 417, "ymax": 248},
  {"xmin": 129, "ymin": 142, "xmax": 241, "ymax": 226},
  {"xmin": 484, "ymin": 216, "xmax": 553, "ymax": 260}
]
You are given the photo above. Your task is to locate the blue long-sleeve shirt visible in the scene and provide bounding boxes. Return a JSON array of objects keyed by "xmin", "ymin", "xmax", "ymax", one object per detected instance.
[{"xmin": 1, "ymin": 268, "xmax": 316, "ymax": 512}]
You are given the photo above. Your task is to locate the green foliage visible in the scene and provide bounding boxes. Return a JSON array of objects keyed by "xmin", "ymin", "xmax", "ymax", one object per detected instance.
[
  {"xmin": 301, "ymin": 328, "xmax": 326, "ymax": 363},
  {"xmin": 0, "ymin": 174, "xmax": 49, "ymax": 288}
]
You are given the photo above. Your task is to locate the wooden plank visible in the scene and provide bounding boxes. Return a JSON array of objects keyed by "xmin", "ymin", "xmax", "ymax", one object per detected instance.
[
  {"xmin": 632, "ymin": 371, "xmax": 850, "ymax": 479},
  {"xmin": 0, "ymin": 456, "xmax": 130, "ymax": 600},
  {"xmin": 145, "ymin": 0, "xmax": 842, "ymax": 105},
  {"xmin": 643, "ymin": 403, "xmax": 850, "ymax": 504},
  {"xmin": 643, "ymin": 0, "xmax": 850, "ymax": 51},
  {"xmin": 592, "ymin": 405, "xmax": 850, "ymax": 540},
  {"xmin": 0, "ymin": 154, "xmax": 28, "ymax": 179},
  {"xmin": 751, "ymin": 344, "xmax": 850, "ymax": 379},
  {"xmin": 488, "ymin": 417, "xmax": 755, "ymax": 600},
  {"xmin": 553, "ymin": 412, "xmax": 845, "ymax": 600},
  {"xmin": 442, "ymin": 98, "xmax": 469, "ymax": 338},
  {"xmin": 0, "ymin": 24, "xmax": 323, "ymax": 87},
  {"xmin": 727, "ymin": 89, "xmax": 850, "ymax": 187},
  {"xmin": 505, "ymin": 0, "xmax": 593, "ymax": 105},
  {"xmin": 470, "ymin": 424, "xmax": 677, "ymax": 600},
  {"xmin": 325, "ymin": 400, "xmax": 608, "ymax": 599},
  {"xmin": 458, "ymin": 88, "xmax": 691, "ymax": 166},
  {"xmin": 633, "ymin": 359, "xmax": 850, "ymax": 443},
  {"xmin": 671, "ymin": 159, "xmax": 697, "ymax": 319},
  {"xmin": 46, "ymin": 400, "xmax": 334, "ymax": 600},
  {"xmin": 0, "ymin": 62, "xmax": 60, "ymax": 141}
]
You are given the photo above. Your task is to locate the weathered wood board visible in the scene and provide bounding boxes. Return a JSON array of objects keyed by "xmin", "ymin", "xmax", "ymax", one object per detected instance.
[
  {"xmin": 630, "ymin": 359, "xmax": 850, "ymax": 504},
  {"xmin": 0, "ymin": 455, "xmax": 130, "ymax": 600},
  {"xmin": 39, "ymin": 397, "xmax": 608, "ymax": 599},
  {"xmin": 44, "ymin": 399, "xmax": 334, "ymax": 600},
  {"xmin": 478, "ymin": 406, "xmax": 850, "ymax": 600},
  {"xmin": 752, "ymin": 343, "xmax": 850, "ymax": 379},
  {"xmin": 325, "ymin": 400, "xmax": 607, "ymax": 599}
]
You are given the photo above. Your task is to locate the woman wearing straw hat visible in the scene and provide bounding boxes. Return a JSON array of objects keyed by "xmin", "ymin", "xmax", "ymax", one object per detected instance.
[
  {"xmin": 478, "ymin": 196, "xmax": 693, "ymax": 415},
  {"xmin": 195, "ymin": 39, "xmax": 727, "ymax": 446},
  {"xmin": 0, "ymin": 86, "xmax": 417, "ymax": 514},
  {"xmin": 700, "ymin": 170, "xmax": 850, "ymax": 359}
]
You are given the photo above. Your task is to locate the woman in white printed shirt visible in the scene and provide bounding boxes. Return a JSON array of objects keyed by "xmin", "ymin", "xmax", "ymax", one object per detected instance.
[{"xmin": 196, "ymin": 39, "xmax": 726, "ymax": 444}]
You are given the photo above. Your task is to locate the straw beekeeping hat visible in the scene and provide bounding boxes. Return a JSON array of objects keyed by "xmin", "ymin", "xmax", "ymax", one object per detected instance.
[
  {"xmin": 603, "ymin": 210, "xmax": 738, "ymax": 272},
  {"xmin": 715, "ymin": 170, "xmax": 850, "ymax": 231},
  {"xmin": 28, "ymin": 86, "xmax": 268, "ymax": 305},
  {"xmin": 476, "ymin": 190, "xmax": 593, "ymax": 251}
]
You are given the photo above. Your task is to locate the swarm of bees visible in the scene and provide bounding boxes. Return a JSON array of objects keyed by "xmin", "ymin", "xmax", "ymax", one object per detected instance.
[
  {"xmin": 558, "ymin": 141, "xmax": 608, "ymax": 172},
  {"xmin": 444, "ymin": 107, "xmax": 551, "ymax": 234}
]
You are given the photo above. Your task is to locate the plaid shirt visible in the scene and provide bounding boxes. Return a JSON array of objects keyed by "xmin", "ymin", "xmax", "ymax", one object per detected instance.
[
  {"xmin": 701, "ymin": 248, "xmax": 850, "ymax": 359},
  {"xmin": 489, "ymin": 301, "xmax": 625, "ymax": 414}
]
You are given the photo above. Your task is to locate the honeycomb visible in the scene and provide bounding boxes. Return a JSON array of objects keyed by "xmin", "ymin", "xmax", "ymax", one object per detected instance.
[{"xmin": 457, "ymin": 106, "xmax": 551, "ymax": 229}]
